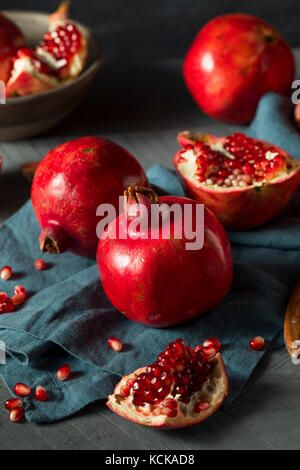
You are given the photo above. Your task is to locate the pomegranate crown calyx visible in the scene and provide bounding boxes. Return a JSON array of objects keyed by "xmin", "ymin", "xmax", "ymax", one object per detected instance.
[{"xmin": 124, "ymin": 186, "xmax": 159, "ymax": 219}]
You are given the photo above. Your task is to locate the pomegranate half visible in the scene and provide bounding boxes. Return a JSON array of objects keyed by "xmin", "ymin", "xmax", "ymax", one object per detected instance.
[
  {"xmin": 184, "ymin": 13, "xmax": 295, "ymax": 124},
  {"xmin": 97, "ymin": 186, "xmax": 233, "ymax": 328},
  {"xmin": 107, "ymin": 338, "xmax": 228, "ymax": 429},
  {"xmin": 31, "ymin": 137, "xmax": 148, "ymax": 258},
  {"xmin": 174, "ymin": 132, "xmax": 300, "ymax": 230}
]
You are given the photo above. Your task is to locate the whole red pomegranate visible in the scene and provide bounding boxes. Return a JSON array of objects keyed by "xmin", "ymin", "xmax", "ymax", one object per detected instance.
[
  {"xmin": 97, "ymin": 186, "xmax": 233, "ymax": 328},
  {"xmin": 184, "ymin": 14, "xmax": 295, "ymax": 124},
  {"xmin": 31, "ymin": 137, "xmax": 148, "ymax": 258},
  {"xmin": 174, "ymin": 132, "xmax": 300, "ymax": 230},
  {"xmin": 107, "ymin": 338, "xmax": 228, "ymax": 429},
  {"xmin": 0, "ymin": 14, "xmax": 26, "ymax": 84}
]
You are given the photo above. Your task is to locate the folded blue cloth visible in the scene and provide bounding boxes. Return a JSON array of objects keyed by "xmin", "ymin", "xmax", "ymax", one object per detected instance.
[{"xmin": 1, "ymin": 92, "xmax": 300, "ymax": 423}]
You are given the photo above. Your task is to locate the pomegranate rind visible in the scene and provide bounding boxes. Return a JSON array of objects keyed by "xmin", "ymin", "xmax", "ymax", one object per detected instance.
[
  {"xmin": 107, "ymin": 353, "xmax": 228, "ymax": 429},
  {"xmin": 174, "ymin": 132, "xmax": 300, "ymax": 230}
]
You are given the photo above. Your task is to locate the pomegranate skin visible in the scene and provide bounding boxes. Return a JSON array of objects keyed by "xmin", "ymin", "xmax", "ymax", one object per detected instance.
[
  {"xmin": 31, "ymin": 137, "xmax": 148, "ymax": 258},
  {"xmin": 0, "ymin": 14, "xmax": 26, "ymax": 84},
  {"xmin": 174, "ymin": 132, "xmax": 300, "ymax": 230},
  {"xmin": 97, "ymin": 192, "xmax": 233, "ymax": 328},
  {"xmin": 183, "ymin": 13, "xmax": 295, "ymax": 124}
]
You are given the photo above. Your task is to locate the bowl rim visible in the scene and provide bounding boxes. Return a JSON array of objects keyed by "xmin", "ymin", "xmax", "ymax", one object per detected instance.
[{"xmin": 2, "ymin": 9, "xmax": 104, "ymax": 105}]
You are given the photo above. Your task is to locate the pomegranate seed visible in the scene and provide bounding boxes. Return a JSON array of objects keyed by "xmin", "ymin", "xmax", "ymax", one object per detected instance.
[
  {"xmin": 120, "ymin": 385, "xmax": 131, "ymax": 398},
  {"xmin": 126, "ymin": 377, "xmax": 136, "ymax": 388},
  {"xmin": 11, "ymin": 294, "xmax": 25, "ymax": 306},
  {"xmin": 203, "ymin": 345, "xmax": 217, "ymax": 359},
  {"xmin": 1, "ymin": 266, "xmax": 12, "ymax": 280},
  {"xmin": 0, "ymin": 292, "xmax": 7, "ymax": 303},
  {"xmin": 107, "ymin": 337, "xmax": 123, "ymax": 352},
  {"xmin": 14, "ymin": 383, "xmax": 31, "ymax": 397},
  {"xmin": 0, "ymin": 298, "xmax": 15, "ymax": 313},
  {"xmin": 5, "ymin": 398, "xmax": 23, "ymax": 410},
  {"xmin": 194, "ymin": 402, "xmax": 210, "ymax": 413},
  {"xmin": 9, "ymin": 407, "xmax": 24, "ymax": 422},
  {"xmin": 56, "ymin": 364, "xmax": 71, "ymax": 381},
  {"xmin": 35, "ymin": 259, "xmax": 46, "ymax": 270},
  {"xmin": 34, "ymin": 386, "xmax": 47, "ymax": 402},
  {"xmin": 14, "ymin": 286, "xmax": 26, "ymax": 298},
  {"xmin": 250, "ymin": 336, "xmax": 265, "ymax": 351},
  {"xmin": 203, "ymin": 337, "xmax": 221, "ymax": 352},
  {"xmin": 160, "ymin": 406, "xmax": 178, "ymax": 418}
]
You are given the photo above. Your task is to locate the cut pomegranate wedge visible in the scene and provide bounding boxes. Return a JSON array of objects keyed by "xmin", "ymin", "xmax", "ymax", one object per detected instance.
[
  {"xmin": 6, "ymin": 48, "xmax": 59, "ymax": 97},
  {"xmin": 35, "ymin": 2, "xmax": 88, "ymax": 80},
  {"xmin": 174, "ymin": 132, "xmax": 300, "ymax": 230},
  {"xmin": 107, "ymin": 339, "xmax": 228, "ymax": 429}
]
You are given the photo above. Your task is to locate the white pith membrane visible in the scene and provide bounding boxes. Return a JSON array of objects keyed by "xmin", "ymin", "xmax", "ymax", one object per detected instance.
[
  {"xmin": 177, "ymin": 141, "xmax": 296, "ymax": 191},
  {"xmin": 107, "ymin": 354, "xmax": 228, "ymax": 428},
  {"xmin": 9, "ymin": 56, "xmax": 59, "ymax": 87}
]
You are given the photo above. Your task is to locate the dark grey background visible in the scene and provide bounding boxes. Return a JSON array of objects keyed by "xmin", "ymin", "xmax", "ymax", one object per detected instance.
[{"xmin": 2, "ymin": 0, "xmax": 300, "ymax": 64}]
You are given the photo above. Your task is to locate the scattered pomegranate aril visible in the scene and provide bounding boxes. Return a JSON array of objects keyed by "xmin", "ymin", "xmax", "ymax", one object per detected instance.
[
  {"xmin": 56, "ymin": 364, "xmax": 71, "ymax": 381},
  {"xmin": 0, "ymin": 297, "xmax": 15, "ymax": 314},
  {"xmin": 0, "ymin": 266, "xmax": 12, "ymax": 280},
  {"xmin": 35, "ymin": 258, "xmax": 46, "ymax": 270},
  {"xmin": 250, "ymin": 336, "xmax": 265, "ymax": 351},
  {"xmin": 14, "ymin": 286, "xmax": 26, "ymax": 298},
  {"xmin": 9, "ymin": 407, "xmax": 24, "ymax": 423},
  {"xmin": 175, "ymin": 132, "xmax": 300, "ymax": 230},
  {"xmin": 107, "ymin": 337, "xmax": 123, "ymax": 352},
  {"xmin": 5, "ymin": 398, "xmax": 23, "ymax": 410},
  {"xmin": 14, "ymin": 383, "xmax": 31, "ymax": 397},
  {"xmin": 34, "ymin": 386, "xmax": 47, "ymax": 402},
  {"xmin": 107, "ymin": 338, "xmax": 228, "ymax": 428}
]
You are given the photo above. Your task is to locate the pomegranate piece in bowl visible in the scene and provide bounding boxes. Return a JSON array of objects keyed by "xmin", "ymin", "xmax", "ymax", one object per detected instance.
[
  {"xmin": 0, "ymin": 13, "xmax": 26, "ymax": 84},
  {"xmin": 35, "ymin": 1, "xmax": 88, "ymax": 81},
  {"xmin": 6, "ymin": 1, "xmax": 88, "ymax": 97},
  {"xmin": 174, "ymin": 132, "xmax": 300, "ymax": 230},
  {"xmin": 6, "ymin": 48, "xmax": 59, "ymax": 97},
  {"xmin": 107, "ymin": 338, "xmax": 228, "ymax": 429}
]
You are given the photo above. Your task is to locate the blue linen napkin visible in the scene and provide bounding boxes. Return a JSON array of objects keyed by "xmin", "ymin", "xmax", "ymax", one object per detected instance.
[{"xmin": 1, "ymin": 92, "xmax": 300, "ymax": 423}]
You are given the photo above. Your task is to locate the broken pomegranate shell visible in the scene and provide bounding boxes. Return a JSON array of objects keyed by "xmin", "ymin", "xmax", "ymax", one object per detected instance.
[
  {"xmin": 174, "ymin": 132, "xmax": 300, "ymax": 230},
  {"xmin": 6, "ymin": 48, "xmax": 59, "ymax": 97},
  {"xmin": 107, "ymin": 338, "xmax": 228, "ymax": 429}
]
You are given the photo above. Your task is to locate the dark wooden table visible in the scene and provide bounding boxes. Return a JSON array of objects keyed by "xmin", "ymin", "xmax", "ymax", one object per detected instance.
[{"xmin": 1, "ymin": 61, "xmax": 300, "ymax": 450}]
